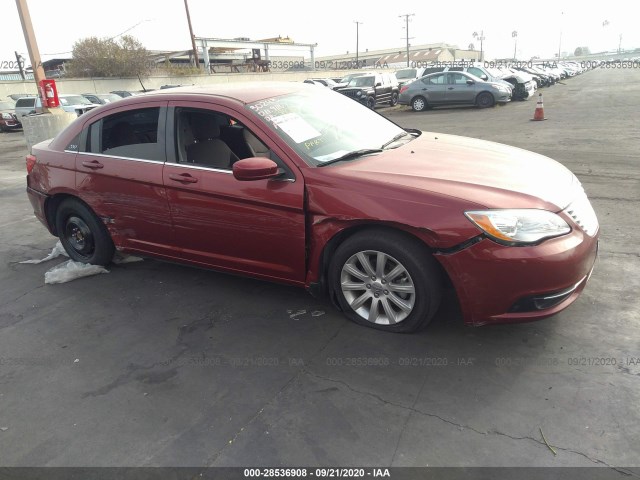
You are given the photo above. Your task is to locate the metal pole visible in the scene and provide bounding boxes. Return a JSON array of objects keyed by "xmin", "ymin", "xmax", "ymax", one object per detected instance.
[
  {"xmin": 15, "ymin": 0, "xmax": 49, "ymax": 112},
  {"xmin": 354, "ymin": 21, "xmax": 362, "ymax": 67},
  {"xmin": 184, "ymin": 0, "xmax": 200, "ymax": 70}
]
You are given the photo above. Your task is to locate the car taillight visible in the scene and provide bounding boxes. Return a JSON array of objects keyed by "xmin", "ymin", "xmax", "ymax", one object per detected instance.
[
  {"xmin": 400, "ymin": 85, "xmax": 408, "ymax": 94},
  {"xmin": 26, "ymin": 154, "xmax": 37, "ymax": 174}
]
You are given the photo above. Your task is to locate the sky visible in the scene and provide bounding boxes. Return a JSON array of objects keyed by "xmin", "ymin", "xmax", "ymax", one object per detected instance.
[{"xmin": 2, "ymin": 0, "xmax": 638, "ymax": 68}]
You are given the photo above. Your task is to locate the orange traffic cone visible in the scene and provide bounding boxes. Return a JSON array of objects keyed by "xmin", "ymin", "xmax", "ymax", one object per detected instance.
[{"xmin": 531, "ymin": 93, "xmax": 547, "ymax": 121}]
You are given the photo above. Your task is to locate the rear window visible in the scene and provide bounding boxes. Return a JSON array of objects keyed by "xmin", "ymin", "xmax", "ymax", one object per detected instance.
[{"xmin": 16, "ymin": 98, "xmax": 35, "ymax": 107}]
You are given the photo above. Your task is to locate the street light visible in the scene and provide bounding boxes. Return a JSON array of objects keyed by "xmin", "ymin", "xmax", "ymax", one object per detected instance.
[
  {"xmin": 472, "ymin": 30, "xmax": 485, "ymax": 61},
  {"xmin": 354, "ymin": 21, "xmax": 363, "ymax": 67},
  {"xmin": 512, "ymin": 31, "xmax": 518, "ymax": 60}
]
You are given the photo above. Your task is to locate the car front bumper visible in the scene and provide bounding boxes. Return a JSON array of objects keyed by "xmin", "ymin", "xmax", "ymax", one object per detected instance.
[{"xmin": 436, "ymin": 227, "xmax": 599, "ymax": 326}]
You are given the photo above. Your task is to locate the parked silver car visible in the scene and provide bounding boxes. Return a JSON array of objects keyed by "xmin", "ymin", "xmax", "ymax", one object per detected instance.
[
  {"xmin": 14, "ymin": 94, "xmax": 100, "ymax": 117},
  {"xmin": 398, "ymin": 71, "xmax": 511, "ymax": 111}
]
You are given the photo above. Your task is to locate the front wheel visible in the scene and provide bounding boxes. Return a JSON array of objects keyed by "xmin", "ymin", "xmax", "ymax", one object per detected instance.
[
  {"xmin": 329, "ymin": 230, "xmax": 442, "ymax": 333},
  {"xmin": 411, "ymin": 96, "xmax": 428, "ymax": 112},
  {"xmin": 476, "ymin": 92, "xmax": 495, "ymax": 108},
  {"xmin": 55, "ymin": 198, "xmax": 115, "ymax": 266},
  {"xmin": 366, "ymin": 96, "xmax": 376, "ymax": 109}
]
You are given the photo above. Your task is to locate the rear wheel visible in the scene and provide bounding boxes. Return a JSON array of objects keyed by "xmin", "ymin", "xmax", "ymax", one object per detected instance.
[
  {"xmin": 55, "ymin": 198, "xmax": 114, "ymax": 266},
  {"xmin": 476, "ymin": 92, "xmax": 495, "ymax": 108},
  {"xmin": 411, "ymin": 96, "xmax": 428, "ymax": 112},
  {"xmin": 329, "ymin": 230, "xmax": 442, "ymax": 333},
  {"xmin": 389, "ymin": 92, "xmax": 399, "ymax": 106}
]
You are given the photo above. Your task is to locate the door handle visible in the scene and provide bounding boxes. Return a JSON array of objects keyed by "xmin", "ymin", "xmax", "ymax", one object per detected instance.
[
  {"xmin": 421, "ymin": 88, "xmax": 428, "ymax": 91},
  {"xmin": 448, "ymin": 87, "xmax": 455, "ymax": 90},
  {"xmin": 168, "ymin": 173, "xmax": 198, "ymax": 184},
  {"xmin": 81, "ymin": 160, "xmax": 104, "ymax": 169}
]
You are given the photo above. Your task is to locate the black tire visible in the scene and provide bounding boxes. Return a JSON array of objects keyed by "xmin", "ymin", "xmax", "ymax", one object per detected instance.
[
  {"xmin": 476, "ymin": 92, "xmax": 495, "ymax": 108},
  {"xmin": 411, "ymin": 96, "xmax": 428, "ymax": 112},
  {"xmin": 55, "ymin": 198, "xmax": 114, "ymax": 266},
  {"xmin": 366, "ymin": 96, "xmax": 376, "ymax": 109},
  {"xmin": 329, "ymin": 229, "xmax": 442, "ymax": 333},
  {"xmin": 389, "ymin": 92, "xmax": 399, "ymax": 106}
]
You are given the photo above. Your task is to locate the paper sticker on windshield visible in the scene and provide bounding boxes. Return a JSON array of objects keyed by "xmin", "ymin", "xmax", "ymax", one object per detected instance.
[{"xmin": 271, "ymin": 113, "xmax": 321, "ymax": 144}]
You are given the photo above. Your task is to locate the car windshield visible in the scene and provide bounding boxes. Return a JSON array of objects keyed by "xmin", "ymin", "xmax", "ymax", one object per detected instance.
[
  {"xmin": 485, "ymin": 67, "xmax": 504, "ymax": 78},
  {"xmin": 395, "ymin": 69, "xmax": 416, "ymax": 79},
  {"xmin": 0, "ymin": 101, "xmax": 16, "ymax": 110},
  {"xmin": 348, "ymin": 76, "xmax": 375, "ymax": 87},
  {"xmin": 247, "ymin": 90, "xmax": 409, "ymax": 166},
  {"xmin": 59, "ymin": 95, "xmax": 93, "ymax": 106}
]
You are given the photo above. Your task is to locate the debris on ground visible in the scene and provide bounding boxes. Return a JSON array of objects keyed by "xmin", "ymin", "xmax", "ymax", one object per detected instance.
[
  {"xmin": 44, "ymin": 260, "xmax": 109, "ymax": 284},
  {"xmin": 19, "ymin": 241, "xmax": 68, "ymax": 264}
]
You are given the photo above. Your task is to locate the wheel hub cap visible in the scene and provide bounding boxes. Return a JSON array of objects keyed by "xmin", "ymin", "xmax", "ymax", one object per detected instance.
[{"xmin": 340, "ymin": 250, "xmax": 415, "ymax": 325}]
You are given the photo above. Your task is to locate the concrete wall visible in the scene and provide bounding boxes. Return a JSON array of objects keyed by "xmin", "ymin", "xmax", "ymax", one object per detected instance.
[
  {"xmin": 0, "ymin": 70, "xmax": 360, "ymax": 98},
  {"xmin": 21, "ymin": 112, "xmax": 78, "ymax": 154}
]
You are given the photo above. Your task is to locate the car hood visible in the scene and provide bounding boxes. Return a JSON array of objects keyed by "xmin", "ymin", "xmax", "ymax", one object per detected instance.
[{"xmin": 324, "ymin": 132, "xmax": 578, "ymax": 211}]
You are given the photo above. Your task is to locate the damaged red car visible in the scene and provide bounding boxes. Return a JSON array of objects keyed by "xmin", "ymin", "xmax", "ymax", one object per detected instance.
[{"xmin": 25, "ymin": 83, "xmax": 599, "ymax": 332}]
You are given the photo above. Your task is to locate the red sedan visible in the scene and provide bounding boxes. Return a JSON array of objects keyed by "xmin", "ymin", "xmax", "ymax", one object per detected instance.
[{"xmin": 25, "ymin": 83, "xmax": 599, "ymax": 332}]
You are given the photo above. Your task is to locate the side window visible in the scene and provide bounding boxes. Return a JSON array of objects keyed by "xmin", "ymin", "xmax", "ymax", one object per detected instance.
[
  {"xmin": 175, "ymin": 108, "xmax": 241, "ymax": 170},
  {"xmin": 468, "ymin": 67, "xmax": 484, "ymax": 79},
  {"xmin": 449, "ymin": 73, "xmax": 468, "ymax": 85},
  {"xmin": 89, "ymin": 107, "xmax": 163, "ymax": 161},
  {"xmin": 448, "ymin": 67, "xmax": 464, "ymax": 72},
  {"xmin": 423, "ymin": 74, "xmax": 445, "ymax": 85},
  {"xmin": 422, "ymin": 67, "xmax": 445, "ymax": 75}
]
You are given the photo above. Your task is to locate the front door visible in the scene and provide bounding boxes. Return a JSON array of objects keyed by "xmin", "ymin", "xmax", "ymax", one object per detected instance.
[{"xmin": 162, "ymin": 101, "xmax": 307, "ymax": 284}]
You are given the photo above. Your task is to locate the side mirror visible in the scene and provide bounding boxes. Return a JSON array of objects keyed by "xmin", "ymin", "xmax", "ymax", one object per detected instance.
[
  {"xmin": 375, "ymin": 82, "xmax": 382, "ymax": 87},
  {"xmin": 466, "ymin": 79, "xmax": 475, "ymax": 85},
  {"xmin": 233, "ymin": 157, "xmax": 279, "ymax": 181},
  {"xmin": 481, "ymin": 75, "xmax": 488, "ymax": 81}
]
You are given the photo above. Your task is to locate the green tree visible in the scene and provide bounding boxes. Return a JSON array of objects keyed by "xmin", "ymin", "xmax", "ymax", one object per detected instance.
[{"xmin": 66, "ymin": 35, "xmax": 151, "ymax": 78}]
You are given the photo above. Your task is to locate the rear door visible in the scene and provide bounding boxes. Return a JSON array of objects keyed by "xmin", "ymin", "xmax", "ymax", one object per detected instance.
[
  {"xmin": 421, "ymin": 73, "xmax": 448, "ymax": 104},
  {"xmin": 163, "ymin": 100, "xmax": 307, "ymax": 284},
  {"xmin": 76, "ymin": 102, "xmax": 175, "ymax": 255}
]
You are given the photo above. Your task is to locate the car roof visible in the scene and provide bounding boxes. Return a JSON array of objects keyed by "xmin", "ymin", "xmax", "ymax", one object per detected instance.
[{"xmin": 126, "ymin": 82, "xmax": 319, "ymax": 104}]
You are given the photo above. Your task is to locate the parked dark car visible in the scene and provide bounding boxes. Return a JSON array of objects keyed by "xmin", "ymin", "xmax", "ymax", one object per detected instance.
[
  {"xmin": 82, "ymin": 93, "xmax": 123, "ymax": 105},
  {"xmin": 338, "ymin": 73, "xmax": 400, "ymax": 108},
  {"xmin": 399, "ymin": 71, "xmax": 511, "ymax": 111},
  {"xmin": 0, "ymin": 99, "xmax": 22, "ymax": 132},
  {"xmin": 25, "ymin": 83, "xmax": 598, "ymax": 332}
]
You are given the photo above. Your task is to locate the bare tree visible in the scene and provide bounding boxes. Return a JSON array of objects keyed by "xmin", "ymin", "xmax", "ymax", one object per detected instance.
[{"xmin": 66, "ymin": 35, "xmax": 151, "ymax": 78}]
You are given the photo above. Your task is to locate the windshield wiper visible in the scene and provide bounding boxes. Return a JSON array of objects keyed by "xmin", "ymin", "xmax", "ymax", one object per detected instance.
[
  {"xmin": 317, "ymin": 149, "xmax": 383, "ymax": 167},
  {"xmin": 381, "ymin": 131, "xmax": 411, "ymax": 149}
]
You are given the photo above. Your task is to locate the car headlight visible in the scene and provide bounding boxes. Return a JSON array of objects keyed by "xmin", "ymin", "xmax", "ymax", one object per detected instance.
[
  {"xmin": 1, "ymin": 113, "xmax": 12, "ymax": 120},
  {"xmin": 465, "ymin": 209, "xmax": 571, "ymax": 245}
]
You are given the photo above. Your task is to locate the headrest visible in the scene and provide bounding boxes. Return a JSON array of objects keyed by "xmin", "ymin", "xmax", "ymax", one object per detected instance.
[{"xmin": 190, "ymin": 113, "xmax": 221, "ymax": 141}]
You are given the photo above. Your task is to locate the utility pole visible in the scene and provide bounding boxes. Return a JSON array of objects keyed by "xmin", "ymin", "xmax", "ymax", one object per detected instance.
[
  {"xmin": 354, "ymin": 21, "xmax": 362, "ymax": 67},
  {"xmin": 399, "ymin": 13, "xmax": 415, "ymax": 67},
  {"xmin": 512, "ymin": 31, "xmax": 518, "ymax": 60},
  {"xmin": 184, "ymin": 0, "xmax": 200, "ymax": 70},
  {"xmin": 15, "ymin": 0, "xmax": 50, "ymax": 112}
]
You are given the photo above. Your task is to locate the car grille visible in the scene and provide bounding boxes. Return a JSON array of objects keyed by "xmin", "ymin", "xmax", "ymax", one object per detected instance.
[{"xmin": 564, "ymin": 187, "xmax": 599, "ymax": 236}]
